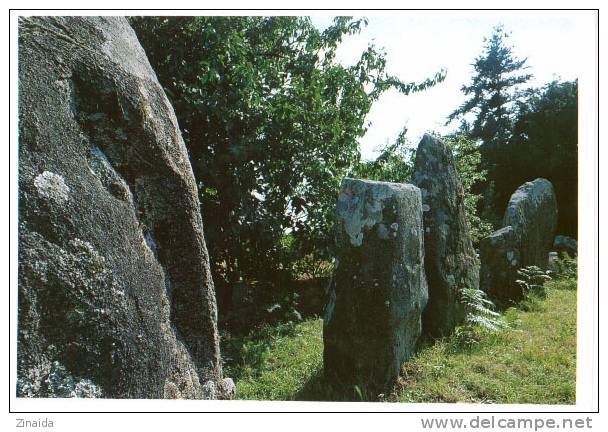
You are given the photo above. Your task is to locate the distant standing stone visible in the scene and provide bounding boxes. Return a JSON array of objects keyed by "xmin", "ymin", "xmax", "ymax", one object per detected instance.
[
  {"xmin": 480, "ymin": 178, "xmax": 558, "ymax": 302},
  {"xmin": 553, "ymin": 235, "xmax": 578, "ymax": 257},
  {"xmin": 503, "ymin": 178, "xmax": 558, "ymax": 269},
  {"xmin": 412, "ymin": 134, "xmax": 480, "ymax": 338},
  {"xmin": 548, "ymin": 251, "xmax": 560, "ymax": 272},
  {"xmin": 324, "ymin": 178, "xmax": 428, "ymax": 394},
  {"xmin": 479, "ymin": 227, "xmax": 521, "ymax": 302}
]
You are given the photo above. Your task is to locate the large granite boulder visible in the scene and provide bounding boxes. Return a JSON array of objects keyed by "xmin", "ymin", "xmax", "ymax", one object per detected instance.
[
  {"xmin": 324, "ymin": 178, "xmax": 428, "ymax": 395},
  {"xmin": 480, "ymin": 178, "xmax": 558, "ymax": 303},
  {"xmin": 412, "ymin": 134, "xmax": 480, "ymax": 338},
  {"xmin": 18, "ymin": 17, "xmax": 231, "ymax": 399}
]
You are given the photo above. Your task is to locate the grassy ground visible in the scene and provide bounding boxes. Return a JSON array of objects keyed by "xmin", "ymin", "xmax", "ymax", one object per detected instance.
[{"xmin": 222, "ymin": 278, "xmax": 577, "ymax": 403}]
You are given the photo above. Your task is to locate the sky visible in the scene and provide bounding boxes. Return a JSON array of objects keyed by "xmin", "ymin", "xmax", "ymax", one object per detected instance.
[{"xmin": 310, "ymin": 11, "xmax": 593, "ymax": 160}]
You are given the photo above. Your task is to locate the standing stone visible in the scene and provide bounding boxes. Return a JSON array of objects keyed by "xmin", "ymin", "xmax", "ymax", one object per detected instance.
[
  {"xmin": 18, "ymin": 17, "xmax": 230, "ymax": 398},
  {"xmin": 548, "ymin": 252, "xmax": 560, "ymax": 272},
  {"xmin": 479, "ymin": 227, "xmax": 521, "ymax": 302},
  {"xmin": 503, "ymin": 178, "xmax": 558, "ymax": 268},
  {"xmin": 480, "ymin": 178, "xmax": 558, "ymax": 302},
  {"xmin": 412, "ymin": 134, "xmax": 480, "ymax": 338},
  {"xmin": 324, "ymin": 178, "xmax": 428, "ymax": 395},
  {"xmin": 553, "ymin": 235, "xmax": 578, "ymax": 257}
]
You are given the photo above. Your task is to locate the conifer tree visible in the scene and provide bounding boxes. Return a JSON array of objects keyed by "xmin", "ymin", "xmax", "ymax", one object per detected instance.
[{"xmin": 447, "ymin": 25, "xmax": 531, "ymax": 167}]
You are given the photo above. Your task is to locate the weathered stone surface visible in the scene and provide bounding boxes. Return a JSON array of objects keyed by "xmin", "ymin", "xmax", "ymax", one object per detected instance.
[
  {"xmin": 324, "ymin": 178, "xmax": 428, "ymax": 394},
  {"xmin": 479, "ymin": 227, "xmax": 521, "ymax": 302},
  {"xmin": 553, "ymin": 235, "xmax": 578, "ymax": 257},
  {"xmin": 503, "ymin": 178, "xmax": 558, "ymax": 268},
  {"xmin": 18, "ymin": 17, "xmax": 229, "ymax": 398},
  {"xmin": 412, "ymin": 134, "xmax": 480, "ymax": 337},
  {"xmin": 548, "ymin": 251, "xmax": 560, "ymax": 272},
  {"xmin": 480, "ymin": 178, "xmax": 557, "ymax": 303}
]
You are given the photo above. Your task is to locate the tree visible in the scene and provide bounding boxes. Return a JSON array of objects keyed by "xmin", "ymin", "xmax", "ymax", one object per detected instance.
[
  {"xmin": 447, "ymin": 25, "xmax": 531, "ymax": 153},
  {"xmin": 508, "ymin": 80, "xmax": 578, "ymax": 236},
  {"xmin": 447, "ymin": 24, "xmax": 531, "ymax": 222},
  {"xmin": 444, "ymin": 134, "xmax": 494, "ymax": 245},
  {"xmin": 130, "ymin": 17, "xmax": 445, "ymax": 296},
  {"xmin": 350, "ymin": 126, "xmax": 415, "ymax": 183}
]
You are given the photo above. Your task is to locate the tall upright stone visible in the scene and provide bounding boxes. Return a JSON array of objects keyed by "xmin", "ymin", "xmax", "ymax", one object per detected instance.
[
  {"xmin": 412, "ymin": 134, "xmax": 480, "ymax": 338},
  {"xmin": 479, "ymin": 226, "xmax": 521, "ymax": 302},
  {"xmin": 480, "ymin": 178, "xmax": 558, "ymax": 302},
  {"xmin": 324, "ymin": 178, "xmax": 428, "ymax": 395},
  {"xmin": 18, "ymin": 17, "xmax": 231, "ymax": 398},
  {"xmin": 503, "ymin": 178, "xmax": 559, "ymax": 268}
]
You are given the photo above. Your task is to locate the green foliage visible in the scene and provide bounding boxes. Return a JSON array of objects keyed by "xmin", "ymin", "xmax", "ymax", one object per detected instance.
[
  {"xmin": 548, "ymin": 277, "xmax": 577, "ymax": 292},
  {"xmin": 281, "ymin": 234, "xmax": 333, "ymax": 280},
  {"xmin": 223, "ymin": 281, "xmax": 576, "ymax": 403},
  {"xmin": 447, "ymin": 25, "xmax": 532, "ymax": 224},
  {"xmin": 397, "ymin": 282, "xmax": 576, "ymax": 404},
  {"xmin": 552, "ymin": 252, "xmax": 578, "ymax": 281},
  {"xmin": 454, "ymin": 287, "xmax": 505, "ymax": 346},
  {"xmin": 130, "ymin": 16, "xmax": 444, "ymax": 288},
  {"xmin": 291, "ymin": 255, "xmax": 333, "ymax": 281},
  {"xmin": 447, "ymin": 25, "xmax": 531, "ymax": 154},
  {"xmin": 221, "ymin": 319, "xmax": 324, "ymax": 401},
  {"xmin": 350, "ymin": 126, "xmax": 415, "ymax": 183},
  {"xmin": 507, "ymin": 80, "xmax": 578, "ymax": 235},
  {"xmin": 447, "ymin": 26, "xmax": 577, "ymax": 236},
  {"xmin": 444, "ymin": 134, "xmax": 494, "ymax": 244},
  {"xmin": 516, "ymin": 265, "xmax": 552, "ymax": 299}
]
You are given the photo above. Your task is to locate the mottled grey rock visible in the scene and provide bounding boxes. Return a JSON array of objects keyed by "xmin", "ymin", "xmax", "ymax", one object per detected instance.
[
  {"xmin": 480, "ymin": 178, "xmax": 557, "ymax": 302},
  {"xmin": 324, "ymin": 178, "xmax": 428, "ymax": 394},
  {"xmin": 18, "ymin": 17, "xmax": 231, "ymax": 399},
  {"xmin": 553, "ymin": 235, "xmax": 577, "ymax": 257},
  {"xmin": 479, "ymin": 227, "xmax": 521, "ymax": 302},
  {"xmin": 412, "ymin": 134, "xmax": 480, "ymax": 338},
  {"xmin": 503, "ymin": 178, "xmax": 558, "ymax": 268},
  {"xmin": 548, "ymin": 251, "xmax": 560, "ymax": 272},
  {"xmin": 220, "ymin": 378, "xmax": 237, "ymax": 400}
]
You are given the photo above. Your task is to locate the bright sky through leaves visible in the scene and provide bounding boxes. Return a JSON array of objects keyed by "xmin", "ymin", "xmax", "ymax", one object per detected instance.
[{"xmin": 311, "ymin": 11, "xmax": 589, "ymax": 160}]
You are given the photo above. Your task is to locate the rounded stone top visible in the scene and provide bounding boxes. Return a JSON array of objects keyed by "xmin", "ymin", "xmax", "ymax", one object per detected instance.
[{"xmin": 503, "ymin": 177, "xmax": 557, "ymax": 229}]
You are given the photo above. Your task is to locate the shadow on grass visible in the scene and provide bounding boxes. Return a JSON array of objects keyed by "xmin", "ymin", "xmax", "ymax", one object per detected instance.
[
  {"xmin": 416, "ymin": 330, "xmax": 495, "ymax": 357},
  {"xmin": 295, "ymin": 369, "xmax": 381, "ymax": 402},
  {"xmin": 222, "ymin": 321, "xmax": 303, "ymax": 382}
]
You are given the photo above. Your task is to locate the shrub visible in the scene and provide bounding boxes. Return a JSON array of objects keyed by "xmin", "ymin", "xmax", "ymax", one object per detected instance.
[{"xmin": 552, "ymin": 252, "xmax": 577, "ymax": 281}]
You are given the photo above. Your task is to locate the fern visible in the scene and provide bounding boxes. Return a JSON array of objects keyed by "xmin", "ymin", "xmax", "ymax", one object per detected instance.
[
  {"xmin": 516, "ymin": 265, "xmax": 552, "ymax": 299},
  {"xmin": 553, "ymin": 253, "xmax": 577, "ymax": 281},
  {"xmin": 455, "ymin": 287, "xmax": 505, "ymax": 346}
]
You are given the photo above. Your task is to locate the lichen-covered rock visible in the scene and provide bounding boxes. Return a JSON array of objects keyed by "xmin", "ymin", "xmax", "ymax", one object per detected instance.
[
  {"xmin": 553, "ymin": 235, "xmax": 578, "ymax": 257},
  {"xmin": 18, "ymin": 17, "xmax": 230, "ymax": 398},
  {"xmin": 323, "ymin": 178, "xmax": 428, "ymax": 394},
  {"xmin": 503, "ymin": 178, "xmax": 558, "ymax": 268},
  {"xmin": 548, "ymin": 251, "xmax": 560, "ymax": 272},
  {"xmin": 412, "ymin": 134, "xmax": 480, "ymax": 337},
  {"xmin": 479, "ymin": 227, "xmax": 521, "ymax": 302},
  {"xmin": 480, "ymin": 178, "xmax": 557, "ymax": 303}
]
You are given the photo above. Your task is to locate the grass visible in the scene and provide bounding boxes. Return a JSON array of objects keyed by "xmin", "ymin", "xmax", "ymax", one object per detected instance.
[
  {"xmin": 394, "ymin": 278, "xmax": 577, "ymax": 404},
  {"xmin": 222, "ymin": 278, "xmax": 577, "ymax": 403},
  {"xmin": 222, "ymin": 318, "xmax": 324, "ymax": 401}
]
